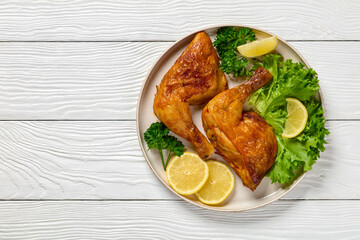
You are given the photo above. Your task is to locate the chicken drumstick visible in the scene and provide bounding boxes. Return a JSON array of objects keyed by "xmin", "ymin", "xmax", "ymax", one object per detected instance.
[
  {"xmin": 154, "ymin": 32, "xmax": 228, "ymax": 159},
  {"xmin": 202, "ymin": 67, "xmax": 277, "ymax": 190}
]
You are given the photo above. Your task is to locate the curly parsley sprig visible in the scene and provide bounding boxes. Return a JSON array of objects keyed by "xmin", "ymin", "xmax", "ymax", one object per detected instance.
[
  {"xmin": 213, "ymin": 27, "xmax": 256, "ymax": 77},
  {"xmin": 144, "ymin": 122, "xmax": 185, "ymax": 170}
]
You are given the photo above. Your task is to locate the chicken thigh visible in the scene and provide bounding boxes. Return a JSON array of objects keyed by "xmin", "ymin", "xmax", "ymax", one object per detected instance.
[
  {"xmin": 202, "ymin": 67, "xmax": 277, "ymax": 190},
  {"xmin": 154, "ymin": 32, "xmax": 227, "ymax": 159}
]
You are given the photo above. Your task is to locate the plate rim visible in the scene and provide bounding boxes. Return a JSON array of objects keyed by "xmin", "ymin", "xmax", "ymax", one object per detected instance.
[{"xmin": 136, "ymin": 24, "xmax": 323, "ymax": 212}]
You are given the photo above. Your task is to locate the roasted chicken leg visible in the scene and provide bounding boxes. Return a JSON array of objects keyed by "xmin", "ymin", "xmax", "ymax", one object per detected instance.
[
  {"xmin": 154, "ymin": 32, "xmax": 227, "ymax": 159},
  {"xmin": 202, "ymin": 67, "xmax": 277, "ymax": 190}
]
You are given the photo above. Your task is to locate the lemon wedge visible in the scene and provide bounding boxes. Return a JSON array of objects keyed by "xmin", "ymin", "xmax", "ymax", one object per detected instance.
[
  {"xmin": 166, "ymin": 152, "xmax": 209, "ymax": 195},
  {"xmin": 237, "ymin": 36, "xmax": 278, "ymax": 58},
  {"xmin": 195, "ymin": 160, "xmax": 235, "ymax": 205},
  {"xmin": 282, "ymin": 98, "xmax": 308, "ymax": 138}
]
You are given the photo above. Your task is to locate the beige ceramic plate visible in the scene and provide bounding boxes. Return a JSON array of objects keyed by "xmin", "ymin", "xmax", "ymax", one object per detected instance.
[{"xmin": 137, "ymin": 25, "xmax": 319, "ymax": 212}]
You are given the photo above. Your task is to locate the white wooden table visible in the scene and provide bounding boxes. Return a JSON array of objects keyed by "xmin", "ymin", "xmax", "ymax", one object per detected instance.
[{"xmin": 0, "ymin": 1, "xmax": 358, "ymax": 239}]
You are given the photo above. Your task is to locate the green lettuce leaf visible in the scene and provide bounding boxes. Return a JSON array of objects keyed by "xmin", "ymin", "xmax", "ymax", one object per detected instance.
[{"xmin": 248, "ymin": 54, "xmax": 329, "ymax": 184}]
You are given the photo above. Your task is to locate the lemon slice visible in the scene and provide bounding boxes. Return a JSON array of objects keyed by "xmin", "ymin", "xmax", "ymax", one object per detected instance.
[
  {"xmin": 237, "ymin": 36, "xmax": 278, "ymax": 58},
  {"xmin": 282, "ymin": 98, "xmax": 308, "ymax": 138},
  {"xmin": 166, "ymin": 152, "xmax": 209, "ymax": 195},
  {"xmin": 195, "ymin": 160, "xmax": 235, "ymax": 205}
]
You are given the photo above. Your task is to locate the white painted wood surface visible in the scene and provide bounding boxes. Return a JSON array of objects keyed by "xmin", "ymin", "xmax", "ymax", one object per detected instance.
[
  {"xmin": 0, "ymin": 0, "xmax": 359, "ymax": 41},
  {"xmin": 0, "ymin": 201, "xmax": 359, "ymax": 239},
  {"xmin": 0, "ymin": 0, "xmax": 358, "ymax": 238}
]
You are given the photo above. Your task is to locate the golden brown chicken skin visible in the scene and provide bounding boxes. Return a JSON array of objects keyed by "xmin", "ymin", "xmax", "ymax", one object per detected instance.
[
  {"xmin": 202, "ymin": 67, "xmax": 277, "ymax": 190},
  {"xmin": 153, "ymin": 32, "xmax": 227, "ymax": 159}
]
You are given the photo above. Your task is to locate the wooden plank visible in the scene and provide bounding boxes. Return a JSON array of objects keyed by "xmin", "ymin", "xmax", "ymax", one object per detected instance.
[
  {"xmin": 0, "ymin": 121, "xmax": 166, "ymax": 199},
  {"xmin": 0, "ymin": 42, "xmax": 164, "ymax": 120},
  {"xmin": 0, "ymin": 200, "xmax": 358, "ymax": 239},
  {"xmin": 0, "ymin": 121, "xmax": 357, "ymax": 200},
  {"xmin": 0, "ymin": 0, "xmax": 359, "ymax": 41},
  {"xmin": 0, "ymin": 42, "xmax": 358, "ymax": 120},
  {"xmin": 0, "ymin": 121, "xmax": 173, "ymax": 199}
]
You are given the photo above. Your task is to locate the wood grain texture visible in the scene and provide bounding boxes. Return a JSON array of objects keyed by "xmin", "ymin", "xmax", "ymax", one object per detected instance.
[
  {"xmin": 0, "ymin": 121, "xmax": 168, "ymax": 199},
  {"xmin": 0, "ymin": 1, "xmax": 357, "ymax": 236},
  {"xmin": 0, "ymin": 200, "xmax": 358, "ymax": 239},
  {"xmin": 0, "ymin": 121, "xmax": 357, "ymax": 200},
  {"xmin": 0, "ymin": 42, "xmax": 359, "ymax": 120},
  {"xmin": 0, "ymin": 42, "xmax": 164, "ymax": 120},
  {"xmin": 0, "ymin": 0, "xmax": 359, "ymax": 41}
]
